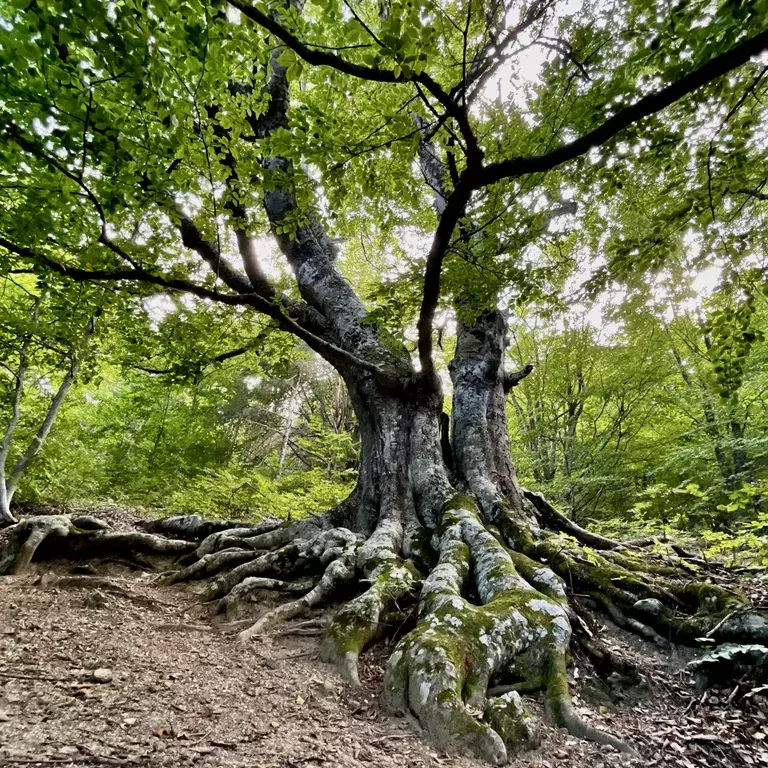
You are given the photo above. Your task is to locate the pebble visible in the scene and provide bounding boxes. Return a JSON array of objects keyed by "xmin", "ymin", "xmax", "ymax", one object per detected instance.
[{"xmin": 92, "ymin": 668, "xmax": 113, "ymax": 683}]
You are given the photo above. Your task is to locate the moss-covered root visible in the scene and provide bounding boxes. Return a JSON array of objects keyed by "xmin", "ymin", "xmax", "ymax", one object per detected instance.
[
  {"xmin": 382, "ymin": 500, "xmax": 579, "ymax": 765},
  {"xmin": 544, "ymin": 650, "xmax": 638, "ymax": 756},
  {"xmin": 171, "ymin": 519, "xmax": 332, "ymax": 586},
  {"xmin": 380, "ymin": 504, "xmax": 504, "ymax": 763},
  {"xmin": 0, "ymin": 515, "xmax": 195, "ymax": 576},
  {"xmin": 536, "ymin": 532, "xmax": 768, "ymax": 646},
  {"xmin": 483, "ymin": 692, "xmax": 540, "ymax": 757},
  {"xmin": 320, "ymin": 518, "xmax": 420, "ymax": 685},
  {"xmin": 238, "ymin": 550, "xmax": 357, "ymax": 641}
]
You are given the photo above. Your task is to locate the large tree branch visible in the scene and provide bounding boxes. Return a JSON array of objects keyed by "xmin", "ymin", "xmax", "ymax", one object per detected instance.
[
  {"xmin": 413, "ymin": 119, "xmax": 472, "ymax": 384},
  {"xmin": 478, "ymin": 29, "xmax": 768, "ymax": 187},
  {"xmin": 416, "ymin": 178, "xmax": 472, "ymax": 382},
  {"xmin": 213, "ymin": 131, "xmax": 294, "ymax": 300},
  {"xmin": 241, "ymin": 41, "xmax": 412, "ymax": 382},
  {"xmin": 0, "ymin": 237, "xmax": 396, "ymax": 383},
  {"xmin": 504, "ymin": 364, "xmax": 534, "ymax": 393},
  {"xmin": 228, "ymin": 0, "xmax": 482, "ymax": 166},
  {"xmin": 412, "ymin": 28, "xmax": 768, "ymax": 371},
  {"xmin": 153, "ymin": 187, "xmax": 327, "ymax": 335},
  {"xmin": 173, "ymin": 203, "xmax": 255, "ymax": 294},
  {"xmin": 4, "ymin": 117, "xmax": 328, "ymax": 343}
]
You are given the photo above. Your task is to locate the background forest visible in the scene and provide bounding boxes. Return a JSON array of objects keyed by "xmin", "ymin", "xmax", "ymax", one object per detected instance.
[{"xmin": 3, "ymin": 247, "xmax": 767, "ymax": 559}]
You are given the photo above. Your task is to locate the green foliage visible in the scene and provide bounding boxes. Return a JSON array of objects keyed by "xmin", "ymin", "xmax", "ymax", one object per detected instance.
[
  {"xmin": 166, "ymin": 465, "xmax": 355, "ymax": 520},
  {"xmin": 18, "ymin": 351, "xmax": 358, "ymax": 520},
  {"xmin": 508, "ymin": 266, "xmax": 768, "ymax": 538},
  {"xmin": 0, "ymin": 0, "xmax": 767, "ymax": 552}
]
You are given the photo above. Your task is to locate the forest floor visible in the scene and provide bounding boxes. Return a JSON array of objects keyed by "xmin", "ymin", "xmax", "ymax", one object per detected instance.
[{"xmin": 1, "ymin": 507, "xmax": 767, "ymax": 768}]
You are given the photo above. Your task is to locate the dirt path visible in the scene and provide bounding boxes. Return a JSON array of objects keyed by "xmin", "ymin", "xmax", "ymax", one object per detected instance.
[
  {"xmin": 1, "ymin": 511, "xmax": 766, "ymax": 768},
  {"xmin": 0, "ymin": 564, "xmax": 627, "ymax": 768}
]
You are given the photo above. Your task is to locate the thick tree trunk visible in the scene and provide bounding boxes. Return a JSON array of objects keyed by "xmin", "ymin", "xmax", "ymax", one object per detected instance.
[
  {"xmin": 5, "ymin": 317, "xmax": 768, "ymax": 762},
  {"xmin": 332, "ymin": 370, "xmax": 449, "ymax": 534}
]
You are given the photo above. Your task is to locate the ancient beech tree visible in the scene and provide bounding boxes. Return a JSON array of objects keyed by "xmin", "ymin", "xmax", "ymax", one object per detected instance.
[{"xmin": 1, "ymin": 0, "xmax": 768, "ymax": 762}]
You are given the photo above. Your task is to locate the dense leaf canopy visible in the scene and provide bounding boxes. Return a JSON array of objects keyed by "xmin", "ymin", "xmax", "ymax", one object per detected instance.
[{"xmin": 0, "ymin": 0, "xmax": 767, "ymax": 541}]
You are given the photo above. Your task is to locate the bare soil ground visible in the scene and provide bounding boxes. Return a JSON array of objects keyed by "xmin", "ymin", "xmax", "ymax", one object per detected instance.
[{"xmin": 1, "ymin": 507, "xmax": 767, "ymax": 768}]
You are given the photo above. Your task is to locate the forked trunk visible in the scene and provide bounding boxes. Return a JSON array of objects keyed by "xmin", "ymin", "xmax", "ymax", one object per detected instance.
[{"xmin": 335, "ymin": 309, "xmax": 530, "ymax": 542}]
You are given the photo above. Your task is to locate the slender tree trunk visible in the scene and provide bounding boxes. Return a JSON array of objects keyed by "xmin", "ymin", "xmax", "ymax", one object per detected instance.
[
  {"xmin": 0, "ymin": 297, "xmax": 40, "ymax": 525},
  {"xmin": 1, "ymin": 313, "xmax": 96, "ymax": 522}
]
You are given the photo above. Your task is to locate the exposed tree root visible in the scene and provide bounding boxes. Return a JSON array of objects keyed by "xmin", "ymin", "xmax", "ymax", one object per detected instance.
[
  {"xmin": 320, "ymin": 516, "xmax": 421, "ymax": 685},
  {"xmin": 216, "ymin": 576, "xmax": 316, "ymax": 617},
  {"xmin": 141, "ymin": 514, "xmax": 283, "ymax": 541},
  {"xmin": 4, "ymin": 493, "xmax": 767, "ymax": 766},
  {"xmin": 166, "ymin": 547, "xmax": 259, "ymax": 584},
  {"xmin": 377, "ymin": 500, "xmax": 632, "ymax": 764},
  {"xmin": 238, "ymin": 550, "xmax": 356, "ymax": 641},
  {"xmin": 0, "ymin": 515, "xmax": 194, "ymax": 575},
  {"xmin": 524, "ymin": 490, "xmax": 625, "ymax": 551}
]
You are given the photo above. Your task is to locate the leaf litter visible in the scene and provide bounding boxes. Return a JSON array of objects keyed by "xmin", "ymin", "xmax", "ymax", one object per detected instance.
[{"xmin": 1, "ymin": 507, "xmax": 768, "ymax": 768}]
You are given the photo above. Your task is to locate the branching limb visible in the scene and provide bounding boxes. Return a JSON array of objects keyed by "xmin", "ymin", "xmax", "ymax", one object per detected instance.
[
  {"xmin": 228, "ymin": 0, "xmax": 483, "ymax": 165},
  {"xmin": 479, "ymin": 29, "xmax": 768, "ymax": 187},
  {"xmin": 504, "ymin": 364, "xmax": 534, "ymax": 392},
  {"xmin": 0, "ymin": 237, "xmax": 397, "ymax": 384}
]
